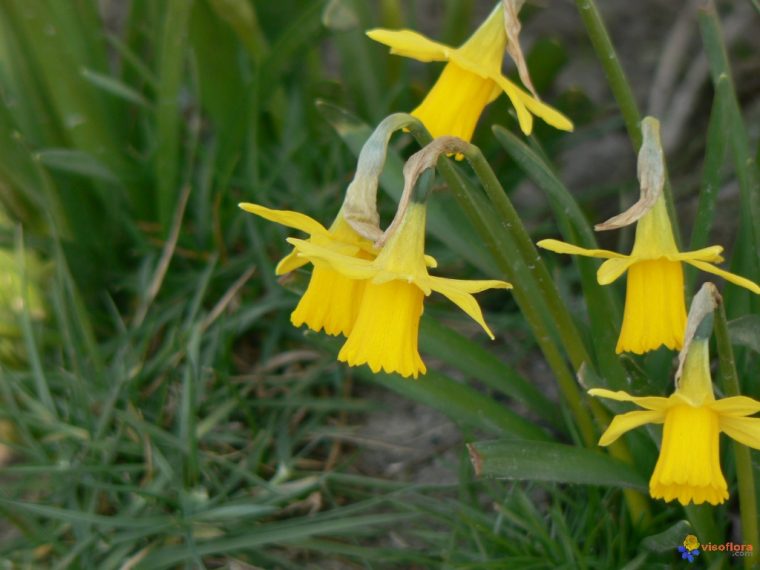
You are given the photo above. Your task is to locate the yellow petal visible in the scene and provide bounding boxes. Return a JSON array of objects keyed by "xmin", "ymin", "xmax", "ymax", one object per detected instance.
[
  {"xmin": 411, "ymin": 62, "xmax": 496, "ymax": 141},
  {"xmin": 719, "ymin": 416, "xmax": 760, "ymax": 450},
  {"xmin": 287, "ymin": 238, "xmax": 377, "ymax": 281},
  {"xmin": 492, "ymin": 75, "xmax": 533, "ymax": 135},
  {"xmin": 597, "ymin": 410, "xmax": 664, "ymax": 446},
  {"xmin": 597, "ymin": 257, "xmax": 635, "ymax": 285},
  {"xmin": 276, "ymin": 248, "xmax": 308, "ymax": 275},
  {"xmin": 588, "ymin": 388, "xmax": 670, "ymax": 411},
  {"xmin": 710, "ymin": 395, "xmax": 760, "ymax": 417},
  {"xmin": 537, "ymin": 239, "xmax": 626, "ymax": 259},
  {"xmin": 685, "ymin": 260, "xmax": 760, "ymax": 295},
  {"xmin": 667, "ymin": 245, "xmax": 724, "ymax": 263},
  {"xmin": 239, "ymin": 203, "xmax": 327, "ymax": 236},
  {"xmin": 650, "ymin": 404, "xmax": 728, "ymax": 506},
  {"xmin": 512, "ymin": 81, "xmax": 574, "ymax": 132},
  {"xmin": 427, "ymin": 276, "xmax": 511, "ymax": 340},
  {"xmin": 338, "ymin": 280, "xmax": 426, "ymax": 378},
  {"xmin": 291, "ymin": 265, "xmax": 366, "ymax": 337},
  {"xmin": 616, "ymin": 259, "xmax": 686, "ymax": 354},
  {"xmin": 366, "ymin": 29, "xmax": 451, "ymax": 62}
]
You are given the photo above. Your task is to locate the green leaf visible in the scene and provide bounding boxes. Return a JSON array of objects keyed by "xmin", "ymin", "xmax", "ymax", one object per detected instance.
[
  {"xmin": 493, "ymin": 125, "xmax": 624, "ymax": 378},
  {"xmin": 419, "ymin": 316, "xmax": 561, "ymax": 430},
  {"xmin": 467, "ymin": 439, "xmax": 647, "ymax": 490},
  {"xmin": 699, "ymin": 4, "xmax": 760, "ymax": 315},
  {"xmin": 36, "ymin": 149, "xmax": 120, "ymax": 184},
  {"xmin": 641, "ymin": 520, "xmax": 692, "ymax": 553},
  {"xmin": 728, "ymin": 315, "xmax": 760, "ymax": 354},
  {"xmin": 368, "ymin": 369, "xmax": 552, "ymax": 441}
]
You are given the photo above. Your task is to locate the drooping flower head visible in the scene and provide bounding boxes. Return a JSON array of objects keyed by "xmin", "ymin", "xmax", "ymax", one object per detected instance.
[
  {"xmin": 367, "ymin": 1, "xmax": 573, "ymax": 141},
  {"xmin": 239, "ymin": 204, "xmax": 375, "ymax": 337},
  {"xmin": 287, "ymin": 138, "xmax": 512, "ymax": 378},
  {"xmin": 589, "ymin": 284, "xmax": 760, "ymax": 506},
  {"xmin": 238, "ymin": 115, "xmax": 418, "ymax": 337},
  {"xmin": 538, "ymin": 118, "xmax": 760, "ymax": 354}
]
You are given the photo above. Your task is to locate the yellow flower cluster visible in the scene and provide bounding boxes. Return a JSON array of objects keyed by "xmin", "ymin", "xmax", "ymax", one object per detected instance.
[{"xmin": 239, "ymin": 3, "xmax": 760, "ymax": 509}]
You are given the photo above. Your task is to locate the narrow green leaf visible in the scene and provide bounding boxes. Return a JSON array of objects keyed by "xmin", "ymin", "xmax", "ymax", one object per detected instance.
[
  {"xmin": 36, "ymin": 149, "xmax": 120, "ymax": 184},
  {"xmin": 728, "ymin": 315, "xmax": 760, "ymax": 354},
  {"xmin": 467, "ymin": 439, "xmax": 647, "ymax": 490},
  {"xmin": 366, "ymin": 369, "xmax": 552, "ymax": 441},
  {"xmin": 641, "ymin": 520, "xmax": 693, "ymax": 553},
  {"xmin": 699, "ymin": 2, "xmax": 760, "ymax": 314},
  {"xmin": 156, "ymin": 0, "xmax": 193, "ymax": 229},
  {"xmin": 141, "ymin": 512, "xmax": 416, "ymax": 568},
  {"xmin": 80, "ymin": 67, "xmax": 150, "ymax": 107},
  {"xmin": 419, "ymin": 316, "xmax": 561, "ymax": 429},
  {"xmin": 493, "ymin": 125, "xmax": 624, "ymax": 377}
]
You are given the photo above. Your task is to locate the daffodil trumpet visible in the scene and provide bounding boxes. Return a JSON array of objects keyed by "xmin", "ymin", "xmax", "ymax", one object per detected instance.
[
  {"xmin": 538, "ymin": 118, "xmax": 760, "ymax": 354},
  {"xmin": 237, "ymin": 115, "xmax": 431, "ymax": 336},
  {"xmin": 367, "ymin": 1, "xmax": 573, "ymax": 141},
  {"xmin": 590, "ymin": 283, "xmax": 760, "ymax": 506},
  {"xmin": 288, "ymin": 138, "xmax": 512, "ymax": 378}
]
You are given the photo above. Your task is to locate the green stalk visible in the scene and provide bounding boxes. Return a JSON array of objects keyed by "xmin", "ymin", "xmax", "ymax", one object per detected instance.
[
  {"xmin": 714, "ymin": 300, "xmax": 758, "ymax": 567},
  {"xmin": 574, "ymin": 0, "xmax": 680, "ymax": 246},
  {"xmin": 574, "ymin": 0, "xmax": 641, "ymax": 150},
  {"xmin": 460, "ymin": 145, "xmax": 651, "ymax": 524},
  {"xmin": 698, "ymin": 2, "xmax": 760, "ymax": 313},
  {"xmin": 406, "ymin": 129, "xmax": 597, "ymax": 448}
]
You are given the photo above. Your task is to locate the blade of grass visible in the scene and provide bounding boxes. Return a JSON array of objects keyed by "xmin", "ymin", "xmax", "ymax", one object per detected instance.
[
  {"xmin": 467, "ymin": 439, "xmax": 647, "ymax": 490},
  {"xmin": 156, "ymin": 0, "xmax": 193, "ymax": 229},
  {"xmin": 714, "ymin": 299, "xmax": 758, "ymax": 568},
  {"xmin": 419, "ymin": 316, "xmax": 561, "ymax": 430},
  {"xmin": 698, "ymin": 2, "xmax": 760, "ymax": 313}
]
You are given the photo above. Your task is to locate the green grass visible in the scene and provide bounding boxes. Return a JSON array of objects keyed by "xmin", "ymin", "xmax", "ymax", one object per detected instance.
[{"xmin": 0, "ymin": 0, "xmax": 758, "ymax": 568}]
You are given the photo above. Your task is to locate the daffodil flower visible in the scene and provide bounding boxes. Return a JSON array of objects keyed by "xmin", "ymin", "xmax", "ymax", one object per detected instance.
[
  {"xmin": 538, "ymin": 118, "xmax": 760, "ymax": 354},
  {"xmin": 589, "ymin": 285, "xmax": 760, "ymax": 506},
  {"xmin": 287, "ymin": 203, "xmax": 512, "ymax": 378},
  {"xmin": 239, "ymin": 203, "xmax": 375, "ymax": 337},
  {"xmin": 367, "ymin": 3, "xmax": 573, "ymax": 141}
]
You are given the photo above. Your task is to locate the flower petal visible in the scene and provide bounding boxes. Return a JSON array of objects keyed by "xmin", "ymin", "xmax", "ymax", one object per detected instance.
[
  {"xmin": 492, "ymin": 75, "xmax": 533, "ymax": 135},
  {"xmin": 287, "ymin": 238, "xmax": 377, "ymax": 281},
  {"xmin": 239, "ymin": 203, "xmax": 328, "ymax": 236},
  {"xmin": 598, "ymin": 410, "xmax": 665, "ymax": 446},
  {"xmin": 588, "ymin": 388, "xmax": 671, "ymax": 411},
  {"xmin": 537, "ymin": 239, "xmax": 627, "ymax": 259},
  {"xmin": 667, "ymin": 245, "xmax": 724, "ymax": 263},
  {"xmin": 597, "ymin": 257, "xmax": 636, "ymax": 285},
  {"xmin": 512, "ymin": 82, "xmax": 574, "ymax": 132},
  {"xmin": 685, "ymin": 260, "xmax": 760, "ymax": 295},
  {"xmin": 366, "ymin": 29, "xmax": 452, "ymax": 62},
  {"xmin": 276, "ymin": 248, "xmax": 308, "ymax": 275},
  {"xmin": 719, "ymin": 416, "xmax": 760, "ymax": 450},
  {"xmin": 427, "ymin": 276, "xmax": 510, "ymax": 339},
  {"xmin": 710, "ymin": 396, "xmax": 760, "ymax": 417}
]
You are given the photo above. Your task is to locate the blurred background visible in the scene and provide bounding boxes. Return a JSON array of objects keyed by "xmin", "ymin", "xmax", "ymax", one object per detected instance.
[{"xmin": 0, "ymin": 0, "xmax": 757, "ymax": 567}]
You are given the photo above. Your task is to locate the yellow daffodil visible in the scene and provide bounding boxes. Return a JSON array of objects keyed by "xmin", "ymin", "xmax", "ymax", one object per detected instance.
[
  {"xmin": 367, "ymin": 4, "xmax": 573, "ymax": 141},
  {"xmin": 590, "ymin": 338, "xmax": 760, "ymax": 506},
  {"xmin": 239, "ymin": 203, "xmax": 375, "ymax": 337},
  {"xmin": 287, "ymin": 203, "xmax": 511, "ymax": 378},
  {"xmin": 538, "ymin": 118, "xmax": 760, "ymax": 354}
]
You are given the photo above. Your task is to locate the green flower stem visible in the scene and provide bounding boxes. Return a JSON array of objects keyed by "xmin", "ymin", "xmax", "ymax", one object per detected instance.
[
  {"xmin": 574, "ymin": 0, "xmax": 641, "ymax": 150},
  {"xmin": 714, "ymin": 300, "xmax": 758, "ymax": 567},
  {"xmin": 462, "ymin": 144, "xmax": 651, "ymax": 524},
  {"xmin": 574, "ymin": 0, "xmax": 681, "ymax": 247},
  {"xmin": 406, "ymin": 126, "xmax": 597, "ymax": 447}
]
